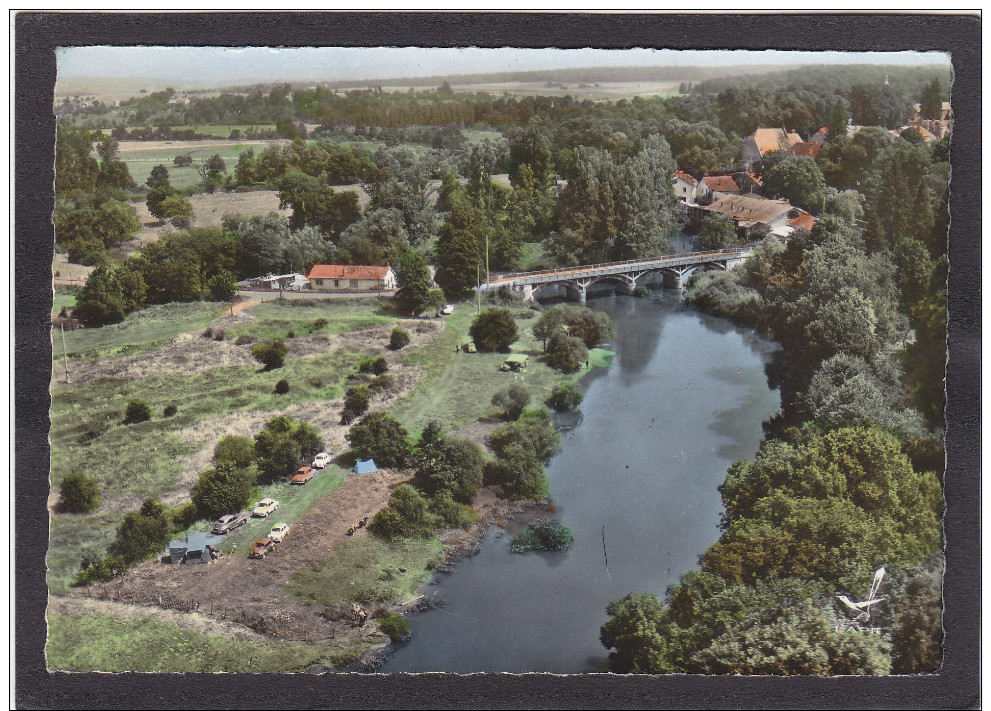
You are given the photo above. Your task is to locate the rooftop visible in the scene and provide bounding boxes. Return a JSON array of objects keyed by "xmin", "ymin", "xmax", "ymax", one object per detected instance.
[
  {"xmin": 702, "ymin": 175, "xmax": 740, "ymax": 194},
  {"xmin": 750, "ymin": 128, "xmax": 803, "ymax": 156},
  {"xmin": 703, "ymin": 193, "xmax": 794, "ymax": 228},
  {"xmin": 306, "ymin": 264, "xmax": 392, "ymax": 280},
  {"xmin": 673, "ymin": 170, "xmax": 698, "ymax": 185}
]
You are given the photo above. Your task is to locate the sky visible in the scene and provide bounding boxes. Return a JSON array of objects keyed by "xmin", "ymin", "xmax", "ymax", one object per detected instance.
[{"xmin": 56, "ymin": 46, "xmax": 951, "ymax": 89}]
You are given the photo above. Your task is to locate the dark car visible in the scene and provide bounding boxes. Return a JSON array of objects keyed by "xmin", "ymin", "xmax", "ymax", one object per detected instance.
[{"xmin": 211, "ymin": 512, "xmax": 249, "ymax": 535}]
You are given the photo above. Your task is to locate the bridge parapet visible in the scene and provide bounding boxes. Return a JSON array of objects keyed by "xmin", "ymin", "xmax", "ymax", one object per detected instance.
[{"xmin": 479, "ymin": 246, "xmax": 754, "ymax": 293}]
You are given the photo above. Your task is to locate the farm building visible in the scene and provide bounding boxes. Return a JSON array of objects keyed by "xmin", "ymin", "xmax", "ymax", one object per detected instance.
[
  {"xmin": 166, "ymin": 533, "xmax": 219, "ymax": 565},
  {"xmin": 688, "ymin": 193, "xmax": 814, "ymax": 236},
  {"xmin": 306, "ymin": 264, "xmax": 397, "ymax": 293},
  {"xmin": 243, "ymin": 273, "xmax": 307, "ymax": 291}
]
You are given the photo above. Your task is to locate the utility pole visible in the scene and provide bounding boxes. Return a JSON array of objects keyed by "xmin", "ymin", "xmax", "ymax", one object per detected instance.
[
  {"xmin": 476, "ymin": 265, "xmax": 481, "ymax": 315},
  {"xmin": 485, "ymin": 231, "xmax": 490, "ymax": 285},
  {"xmin": 60, "ymin": 323, "xmax": 70, "ymax": 384}
]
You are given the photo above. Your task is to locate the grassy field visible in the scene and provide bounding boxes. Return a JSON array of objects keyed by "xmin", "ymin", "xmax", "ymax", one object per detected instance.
[
  {"xmin": 167, "ymin": 124, "xmax": 277, "ymax": 137},
  {"xmin": 53, "ymin": 286, "xmax": 81, "ymax": 315},
  {"xmin": 286, "ymin": 535, "xmax": 444, "ymax": 608},
  {"xmin": 227, "ymin": 298, "xmax": 397, "ymax": 341},
  {"xmin": 117, "ymin": 143, "xmax": 254, "ymax": 192},
  {"xmin": 60, "ymin": 301, "xmax": 223, "ymax": 360},
  {"xmin": 47, "ymin": 612, "xmax": 373, "ymax": 672},
  {"xmin": 48, "ymin": 298, "xmax": 394, "ymax": 592},
  {"xmin": 392, "ymin": 301, "xmax": 611, "ymax": 432}
]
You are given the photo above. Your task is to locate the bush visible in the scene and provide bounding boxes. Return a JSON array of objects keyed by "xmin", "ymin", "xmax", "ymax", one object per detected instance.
[
  {"xmin": 469, "ymin": 308, "xmax": 518, "ymax": 352},
  {"xmin": 163, "ymin": 404, "xmax": 178, "ymax": 417},
  {"xmin": 74, "ymin": 554, "xmax": 127, "ymax": 587},
  {"xmin": 106, "ymin": 498, "xmax": 173, "ymax": 565},
  {"xmin": 56, "ymin": 471, "xmax": 101, "ymax": 514},
  {"xmin": 347, "ymin": 413, "xmax": 411, "ymax": 468},
  {"xmin": 214, "ymin": 435, "xmax": 255, "ymax": 469},
  {"xmin": 430, "ymin": 491, "xmax": 476, "ymax": 529},
  {"xmin": 341, "ymin": 385, "xmax": 371, "ymax": 424},
  {"xmin": 359, "ymin": 356, "xmax": 389, "ymax": 375},
  {"xmin": 510, "ymin": 520, "xmax": 575, "ymax": 553},
  {"xmin": 123, "ymin": 399, "xmax": 153, "ymax": 424},
  {"xmin": 412, "ymin": 435, "xmax": 486, "ymax": 504},
  {"xmin": 252, "ymin": 338, "xmax": 288, "ymax": 370},
  {"xmin": 389, "ymin": 326, "xmax": 411, "ymax": 350},
  {"xmin": 253, "ymin": 416, "xmax": 323, "ymax": 483},
  {"xmin": 492, "ymin": 384, "xmax": 531, "ymax": 420},
  {"xmin": 212, "ymin": 328, "xmax": 226, "ymax": 341},
  {"xmin": 368, "ymin": 374, "xmax": 394, "ymax": 393},
  {"xmin": 191, "ymin": 464, "xmax": 255, "ymax": 521},
  {"xmin": 368, "ymin": 485, "xmax": 439, "ymax": 541},
  {"xmin": 202, "ymin": 327, "xmax": 213, "ymax": 338},
  {"xmin": 275, "ymin": 379, "xmax": 290, "ymax": 395},
  {"xmin": 235, "ymin": 335, "xmax": 257, "ymax": 346},
  {"xmin": 376, "ymin": 613, "xmax": 411, "ymax": 643},
  {"xmin": 546, "ymin": 332, "xmax": 588, "ymax": 373},
  {"xmin": 546, "ymin": 383, "xmax": 584, "ymax": 411}
]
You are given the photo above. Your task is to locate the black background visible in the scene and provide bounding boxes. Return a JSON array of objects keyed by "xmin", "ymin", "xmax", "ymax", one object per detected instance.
[{"xmin": 15, "ymin": 12, "xmax": 981, "ymax": 709}]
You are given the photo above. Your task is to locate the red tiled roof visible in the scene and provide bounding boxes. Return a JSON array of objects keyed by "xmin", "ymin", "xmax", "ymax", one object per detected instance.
[
  {"xmin": 673, "ymin": 170, "xmax": 697, "ymax": 185},
  {"xmin": 790, "ymin": 141, "xmax": 822, "ymax": 158},
  {"xmin": 788, "ymin": 213, "xmax": 816, "ymax": 231},
  {"xmin": 746, "ymin": 171, "xmax": 764, "ymax": 186},
  {"xmin": 702, "ymin": 175, "xmax": 740, "ymax": 193},
  {"xmin": 306, "ymin": 264, "xmax": 392, "ymax": 280}
]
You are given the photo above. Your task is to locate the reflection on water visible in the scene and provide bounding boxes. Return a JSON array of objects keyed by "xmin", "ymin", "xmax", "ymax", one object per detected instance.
[{"xmin": 380, "ymin": 292, "xmax": 780, "ymax": 673}]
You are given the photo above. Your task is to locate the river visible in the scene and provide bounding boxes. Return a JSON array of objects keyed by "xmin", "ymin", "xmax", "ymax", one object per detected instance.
[{"xmin": 380, "ymin": 291, "xmax": 781, "ymax": 673}]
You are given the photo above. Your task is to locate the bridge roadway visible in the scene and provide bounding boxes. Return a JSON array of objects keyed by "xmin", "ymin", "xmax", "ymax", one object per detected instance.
[{"xmin": 478, "ymin": 246, "xmax": 754, "ymax": 301}]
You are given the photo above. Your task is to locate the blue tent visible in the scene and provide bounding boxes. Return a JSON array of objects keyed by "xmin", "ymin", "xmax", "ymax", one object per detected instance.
[{"xmin": 353, "ymin": 459, "xmax": 378, "ymax": 474}]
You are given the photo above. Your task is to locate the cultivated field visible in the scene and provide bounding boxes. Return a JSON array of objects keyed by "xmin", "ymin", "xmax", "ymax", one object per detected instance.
[
  {"xmin": 384, "ymin": 80, "xmax": 684, "ymax": 100},
  {"xmin": 113, "ymin": 140, "xmax": 283, "ymax": 191}
]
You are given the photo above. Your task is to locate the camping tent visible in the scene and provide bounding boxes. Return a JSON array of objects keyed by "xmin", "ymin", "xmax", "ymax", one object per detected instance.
[{"xmin": 353, "ymin": 459, "xmax": 378, "ymax": 474}]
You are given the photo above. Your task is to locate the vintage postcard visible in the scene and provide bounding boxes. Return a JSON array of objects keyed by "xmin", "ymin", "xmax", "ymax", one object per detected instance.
[{"xmin": 16, "ymin": 11, "xmax": 979, "ymax": 709}]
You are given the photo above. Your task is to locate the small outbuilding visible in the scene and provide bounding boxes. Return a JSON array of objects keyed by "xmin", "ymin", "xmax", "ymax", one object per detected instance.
[
  {"xmin": 166, "ymin": 532, "xmax": 219, "ymax": 565},
  {"xmin": 352, "ymin": 459, "xmax": 379, "ymax": 475}
]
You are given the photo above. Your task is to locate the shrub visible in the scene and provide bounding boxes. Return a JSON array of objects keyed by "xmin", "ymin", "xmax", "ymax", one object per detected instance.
[
  {"xmin": 341, "ymin": 385, "xmax": 371, "ymax": 424},
  {"xmin": 252, "ymin": 416, "xmax": 322, "ymax": 483},
  {"xmin": 252, "ymin": 338, "xmax": 288, "ymax": 370},
  {"xmin": 311, "ymin": 318, "xmax": 328, "ymax": 332},
  {"xmin": 389, "ymin": 326, "xmax": 411, "ymax": 350},
  {"xmin": 74, "ymin": 554, "xmax": 127, "ymax": 586},
  {"xmin": 123, "ymin": 399, "xmax": 153, "ymax": 424},
  {"xmin": 469, "ymin": 308, "xmax": 518, "ymax": 352},
  {"xmin": 214, "ymin": 435, "xmax": 255, "ymax": 468},
  {"xmin": 546, "ymin": 383, "xmax": 584, "ymax": 411},
  {"xmin": 369, "ymin": 485, "xmax": 439, "ymax": 541},
  {"xmin": 368, "ymin": 374, "xmax": 394, "ymax": 393},
  {"xmin": 56, "ymin": 471, "xmax": 101, "ymax": 514},
  {"xmin": 202, "ymin": 327, "xmax": 213, "ymax": 338},
  {"xmin": 430, "ymin": 491, "xmax": 476, "ymax": 529},
  {"xmin": 359, "ymin": 356, "xmax": 389, "ymax": 375},
  {"xmin": 376, "ymin": 613, "xmax": 411, "ymax": 643},
  {"xmin": 412, "ymin": 435, "xmax": 486, "ymax": 504},
  {"xmin": 191, "ymin": 464, "xmax": 255, "ymax": 521},
  {"xmin": 163, "ymin": 404, "xmax": 178, "ymax": 417},
  {"xmin": 235, "ymin": 335, "xmax": 257, "ymax": 346},
  {"xmin": 510, "ymin": 520, "xmax": 575, "ymax": 553},
  {"xmin": 286, "ymin": 330, "xmax": 296, "ymax": 339},
  {"xmin": 546, "ymin": 332, "xmax": 588, "ymax": 373},
  {"xmin": 492, "ymin": 384, "xmax": 531, "ymax": 420},
  {"xmin": 275, "ymin": 379, "xmax": 290, "ymax": 395},
  {"xmin": 106, "ymin": 498, "xmax": 173, "ymax": 565},
  {"xmin": 212, "ymin": 328, "xmax": 226, "ymax": 341},
  {"xmin": 346, "ymin": 413, "xmax": 411, "ymax": 468}
]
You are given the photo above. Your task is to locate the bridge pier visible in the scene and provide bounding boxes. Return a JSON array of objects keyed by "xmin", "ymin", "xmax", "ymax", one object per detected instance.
[
  {"xmin": 662, "ymin": 269, "xmax": 686, "ymax": 290},
  {"xmin": 565, "ymin": 283, "xmax": 587, "ymax": 302},
  {"xmin": 520, "ymin": 285, "xmax": 536, "ymax": 303}
]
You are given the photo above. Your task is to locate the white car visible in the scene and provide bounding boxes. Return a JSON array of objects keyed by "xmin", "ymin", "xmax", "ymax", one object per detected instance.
[
  {"xmin": 440, "ymin": 304, "xmax": 455, "ymax": 316},
  {"xmin": 312, "ymin": 452, "xmax": 331, "ymax": 469},
  {"xmin": 269, "ymin": 522, "xmax": 291, "ymax": 542},
  {"xmin": 252, "ymin": 498, "xmax": 281, "ymax": 517}
]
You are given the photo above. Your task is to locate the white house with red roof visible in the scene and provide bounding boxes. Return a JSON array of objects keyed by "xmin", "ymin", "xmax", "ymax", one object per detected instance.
[{"xmin": 306, "ymin": 264, "xmax": 397, "ymax": 292}]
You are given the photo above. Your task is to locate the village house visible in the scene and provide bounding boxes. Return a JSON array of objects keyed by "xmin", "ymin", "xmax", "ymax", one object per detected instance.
[
  {"xmin": 306, "ymin": 264, "xmax": 397, "ymax": 293},
  {"xmin": 672, "ymin": 170, "xmax": 699, "ymax": 204},
  {"xmin": 695, "ymin": 175, "xmax": 741, "ymax": 204},
  {"xmin": 687, "ymin": 193, "xmax": 815, "ymax": 238},
  {"xmin": 741, "ymin": 128, "xmax": 803, "ymax": 169},
  {"xmin": 242, "ymin": 273, "xmax": 308, "ymax": 291},
  {"xmin": 789, "ymin": 140, "xmax": 823, "ymax": 158},
  {"xmin": 909, "ymin": 101, "xmax": 953, "ymax": 139},
  {"xmin": 732, "ymin": 171, "xmax": 765, "ymax": 195}
]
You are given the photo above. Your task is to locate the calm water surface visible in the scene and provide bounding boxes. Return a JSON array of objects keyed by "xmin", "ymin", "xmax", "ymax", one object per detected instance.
[{"xmin": 381, "ymin": 291, "xmax": 780, "ymax": 673}]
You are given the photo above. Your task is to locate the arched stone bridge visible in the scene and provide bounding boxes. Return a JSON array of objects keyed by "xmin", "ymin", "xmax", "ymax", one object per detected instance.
[{"xmin": 478, "ymin": 246, "xmax": 754, "ymax": 302}]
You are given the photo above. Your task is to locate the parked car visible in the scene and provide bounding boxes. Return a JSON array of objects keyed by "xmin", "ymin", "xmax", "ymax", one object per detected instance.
[
  {"xmin": 269, "ymin": 523, "xmax": 291, "ymax": 543},
  {"xmin": 312, "ymin": 452, "xmax": 331, "ymax": 469},
  {"xmin": 252, "ymin": 498, "xmax": 281, "ymax": 517},
  {"xmin": 249, "ymin": 537, "xmax": 276, "ymax": 559},
  {"xmin": 463, "ymin": 341, "xmax": 477, "ymax": 353},
  {"xmin": 211, "ymin": 512, "xmax": 249, "ymax": 535},
  {"xmin": 292, "ymin": 466, "xmax": 315, "ymax": 485},
  {"xmin": 440, "ymin": 304, "xmax": 455, "ymax": 316}
]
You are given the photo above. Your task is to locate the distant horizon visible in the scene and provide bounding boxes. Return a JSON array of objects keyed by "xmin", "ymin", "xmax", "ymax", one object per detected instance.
[{"xmin": 56, "ymin": 47, "xmax": 951, "ymax": 94}]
